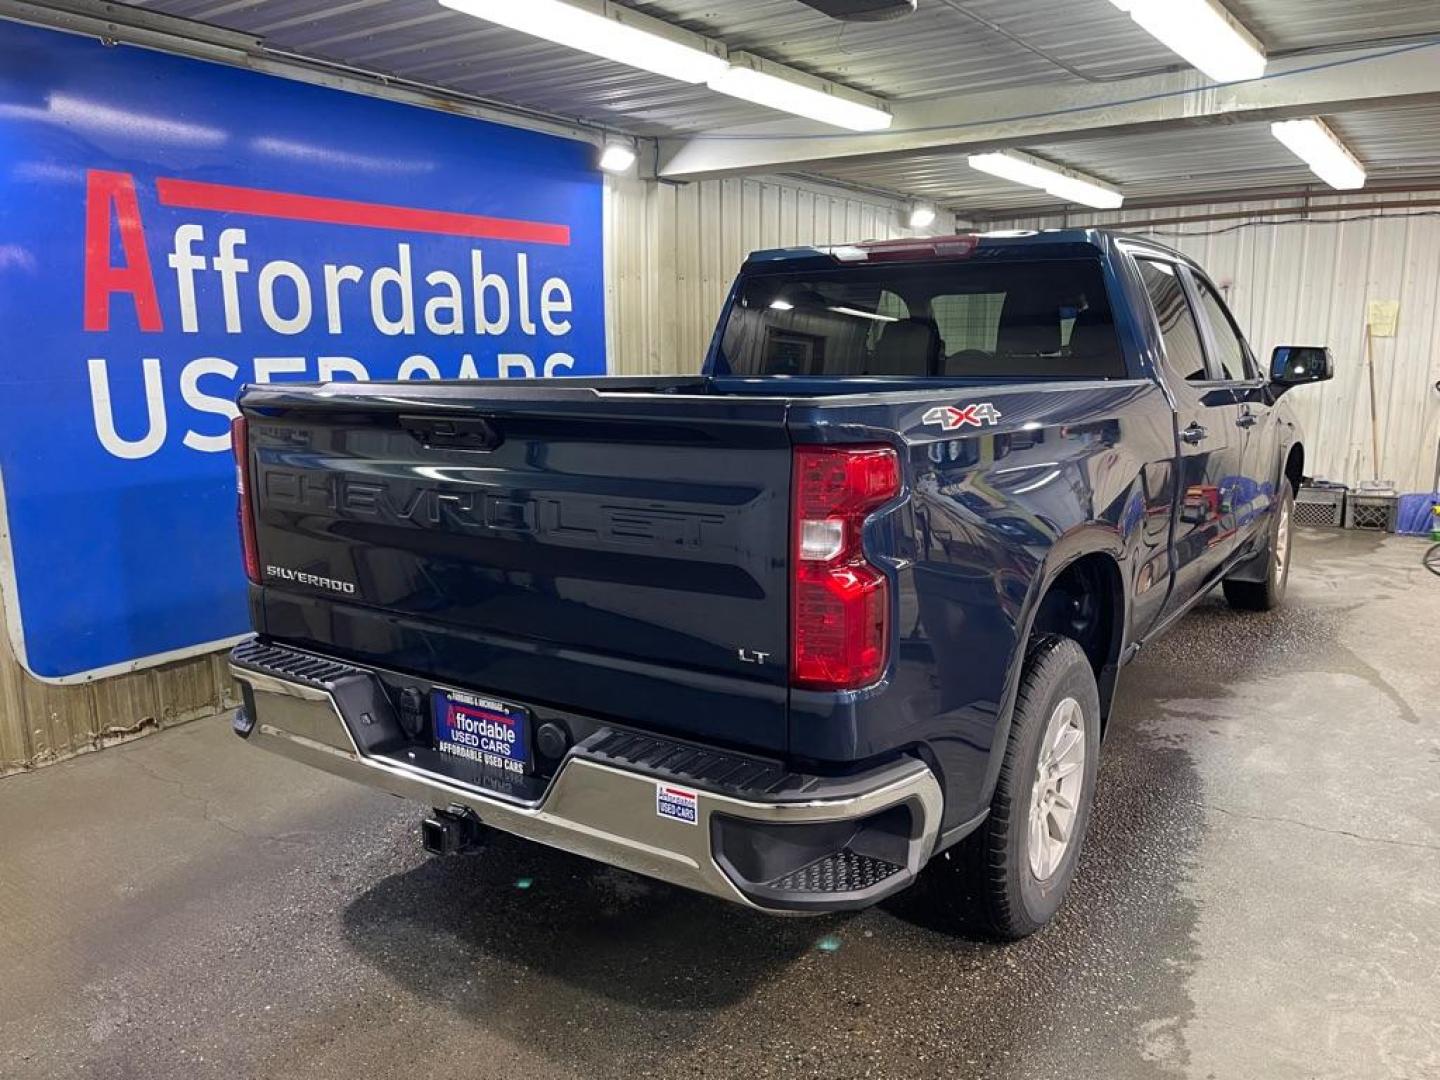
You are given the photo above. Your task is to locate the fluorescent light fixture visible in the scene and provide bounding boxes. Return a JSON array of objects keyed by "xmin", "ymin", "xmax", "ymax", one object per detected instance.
[
  {"xmin": 440, "ymin": 4, "xmax": 891, "ymax": 132},
  {"xmin": 1270, "ymin": 118, "xmax": 1366, "ymax": 190},
  {"xmin": 829, "ymin": 306, "xmax": 898, "ymax": 323},
  {"xmin": 708, "ymin": 54, "xmax": 892, "ymax": 132},
  {"xmin": 1109, "ymin": 0, "xmax": 1266, "ymax": 83},
  {"xmin": 598, "ymin": 142, "xmax": 637, "ymax": 173},
  {"xmin": 769, "ymin": 299, "xmax": 795, "ymax": 311},
  {"xmin": 968, "ymin": 150, "xmax": 1124, "ymax": 210},
  {"xmin": 438, "ymin": 0, "xmax": 727, "ymax": 84},
  {"xmin": 908, "ymin": 204, "xmax": 937, "ymax": 229}
]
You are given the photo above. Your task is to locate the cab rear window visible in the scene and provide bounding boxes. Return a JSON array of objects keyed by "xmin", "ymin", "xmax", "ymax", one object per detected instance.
[{"xmin": 718, "ymin": 258, "xmax": 1125, "ymax": 380}]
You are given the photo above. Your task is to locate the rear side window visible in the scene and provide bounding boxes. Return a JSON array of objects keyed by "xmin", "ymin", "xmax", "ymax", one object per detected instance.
[
  {"xmin": 1136, "ymin": 259, "xmax": 1208, "ymax": 383},
  {"xmin": 718, "ymin": 258, "xmax": 1126, "ymax": 380}
]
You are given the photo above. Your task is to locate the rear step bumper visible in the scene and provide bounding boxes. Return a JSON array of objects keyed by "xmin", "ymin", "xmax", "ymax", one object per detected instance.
[{"xmin": 230, "ymin": 639, "xmax": 943, "ymax": 914}]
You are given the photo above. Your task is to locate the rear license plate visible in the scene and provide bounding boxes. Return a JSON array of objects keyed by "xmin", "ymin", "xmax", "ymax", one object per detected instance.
[{"xmin": 431, "ymin": 688, "xmax": 530, "ymax": 775}]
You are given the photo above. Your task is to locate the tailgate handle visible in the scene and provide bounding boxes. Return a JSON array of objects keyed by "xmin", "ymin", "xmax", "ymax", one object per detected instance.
[{"xmin": 400, "ymin": 414, "xmax": 502, "ymax": 452}]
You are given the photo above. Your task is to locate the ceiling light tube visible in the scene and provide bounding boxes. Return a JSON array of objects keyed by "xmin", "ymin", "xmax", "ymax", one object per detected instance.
[
  {"xmin": 708, "ymin": 53, "xmax": 892, "ymax": 132},
  {"xmin": 968, "ymin": 150, "xmax": 1124, "ymax": 210},
  {"xmin": 1270, "ymin": 118, "xmax": 1366, "ymax": 190},
  {"xmin": 438, "ymin": 0, "xmax": 728, "ymax": 84},
  {"xmin": 1109, "ymin": 0, "xmax": 1266, "ymax": 83},
  {"xmin": 828, "ymin": 306, "xmax": 898, "ymax": 323}
]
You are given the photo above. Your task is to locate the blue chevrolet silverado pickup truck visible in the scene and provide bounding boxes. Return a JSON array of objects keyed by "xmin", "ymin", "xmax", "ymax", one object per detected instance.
[{"xmin": 228, "ymin": 229, "xmax": 1332, "ymax": 937}]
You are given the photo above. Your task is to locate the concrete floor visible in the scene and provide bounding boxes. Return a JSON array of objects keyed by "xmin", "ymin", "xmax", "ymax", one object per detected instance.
[{"xmin": 1, "ymin": 529, "xmax": 1437, "ymax": 1080}]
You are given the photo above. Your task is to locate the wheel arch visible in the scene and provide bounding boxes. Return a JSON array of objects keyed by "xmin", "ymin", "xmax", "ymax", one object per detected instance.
[
  {"xmin": 941, "ymin": 534, "xmax": 1128, "ymax": 852},
  {"xmin": 993, "ymin": 532, "xmax": 1130, "ymax": 783},
  {"xmin": 1025, "ymin": 545, "xmax": 1127, "ymax": 732}
]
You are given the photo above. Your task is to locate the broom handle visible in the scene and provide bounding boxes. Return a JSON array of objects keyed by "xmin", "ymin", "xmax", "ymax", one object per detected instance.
[{"xmin": 1364, "ymin": 325, "xmax": 1381, "ymax": 483}]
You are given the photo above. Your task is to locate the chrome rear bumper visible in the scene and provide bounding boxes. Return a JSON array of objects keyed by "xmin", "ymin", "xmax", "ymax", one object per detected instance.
[{"xmin": 230, "ymin": 642, "xmax": 943, "ymax": 913}]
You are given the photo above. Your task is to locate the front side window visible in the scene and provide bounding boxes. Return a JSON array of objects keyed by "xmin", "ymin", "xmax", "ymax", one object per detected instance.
[
  {"xmin": 718, "ymin": 258, "xmax": 1126, "ymax": 380},
  {"xmin": 1195, "ymin": 278, "xmax": 1254, "ymax": 380},
  {"xmin": 1136, "ymin": 258, "xmax": 1209, "ymax": 384}
]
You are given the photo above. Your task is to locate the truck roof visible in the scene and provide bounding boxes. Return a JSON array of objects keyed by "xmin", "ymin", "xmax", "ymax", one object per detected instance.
[{"xmin": 742, "ymin": 227, "xmax": 1191, "ymax": 272}]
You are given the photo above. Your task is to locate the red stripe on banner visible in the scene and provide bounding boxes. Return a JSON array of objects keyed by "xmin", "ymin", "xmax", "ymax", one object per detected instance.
[{"xmin": 155, "ymin": 177, "xmax": 571, "ymax": 246}]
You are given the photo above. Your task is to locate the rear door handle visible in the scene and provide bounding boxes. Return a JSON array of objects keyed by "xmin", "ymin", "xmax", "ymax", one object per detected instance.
[
  {"xmin": 1236, "ymin": 409, "xmax": 1257, "ymax": 429},
  {"xmin": 1181, "ymin": 423, "xmax": 1209, "ymax": 445}
]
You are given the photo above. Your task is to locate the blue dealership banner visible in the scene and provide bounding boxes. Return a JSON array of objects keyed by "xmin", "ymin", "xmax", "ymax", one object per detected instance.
[{"xmin": 0, "ymin": 21, "xmax": 606, "ymax": 679}]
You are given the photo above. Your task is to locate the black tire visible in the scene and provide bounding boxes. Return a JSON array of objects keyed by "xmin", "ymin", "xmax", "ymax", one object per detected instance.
[
  {"xmin": 1223, "ymin": 479, "xmax": 1295, "ymax": 611},
  {"xmin": 1425, "ymin": 544, "xmax": 1440, "ymax": 578},
  {"xmin": 926, "ymin": 635, "xmax": 1102, "ymax": 939}
]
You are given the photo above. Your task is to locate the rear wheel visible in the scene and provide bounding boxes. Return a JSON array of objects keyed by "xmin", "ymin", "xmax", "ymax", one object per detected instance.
[
  {"xmin": 926, "ymin": 635, "xmax": 1101, "ymax": 939},
  {"xmin": 1223, "ymin": 479, "xmax": 1294, "ymax": 611}
]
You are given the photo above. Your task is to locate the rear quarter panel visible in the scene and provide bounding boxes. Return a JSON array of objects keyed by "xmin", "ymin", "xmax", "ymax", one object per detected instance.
[{"xmin": 787, "ymin": 379, "xmax": 1176, "ymax": 832}]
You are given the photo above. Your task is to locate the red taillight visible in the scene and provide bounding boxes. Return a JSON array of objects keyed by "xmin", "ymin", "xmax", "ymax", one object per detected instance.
[
  {"xmin": 791, "ymin": 445, "xmax": 900, "ymax": 690},
  {"xmin": 231, "ymin": 415, "xmax": 260, "ymax": 585}
]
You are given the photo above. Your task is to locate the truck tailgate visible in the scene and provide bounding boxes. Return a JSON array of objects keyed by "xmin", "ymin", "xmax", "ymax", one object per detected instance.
[{"xmin": 240, "ymin": 382, "xmax": 792, "ymax": 753}]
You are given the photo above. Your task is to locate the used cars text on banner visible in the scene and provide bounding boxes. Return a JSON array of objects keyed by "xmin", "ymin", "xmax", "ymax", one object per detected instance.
[{"xmin": 0, "ymin": 21, "xmax": 607, "ymax": 679}]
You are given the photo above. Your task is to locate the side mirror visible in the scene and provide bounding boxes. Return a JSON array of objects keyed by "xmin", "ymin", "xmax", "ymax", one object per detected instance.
[{"xmin": 1270, "ymin": 345, "xmax": 1334, "ymax": 385}]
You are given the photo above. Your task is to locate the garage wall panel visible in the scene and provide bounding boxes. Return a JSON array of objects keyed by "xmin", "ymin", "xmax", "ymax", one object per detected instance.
[
  {"xmin": 0, "ymin": 627, "xmax": 237, "ymax": 776},
  {"xmin": 606, "ymin": 174, "xmax": 938, "ymax": 375},
  {"xmin": 991, "ymin": 195, "xmax": 1440, "ymax": 493},
  {"xmin": 0, "ymin": 652, "xmax": 32, "ymax": 770}
]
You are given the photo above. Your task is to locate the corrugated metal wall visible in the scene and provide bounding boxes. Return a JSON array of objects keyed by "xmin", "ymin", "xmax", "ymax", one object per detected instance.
[
  {"xmin": 0, "ymin": 638, "xmax": 238, "ymax": 776},
  {"xmin": 0, "ymin": 170, "xmax": 926, "ymax": 773},
  {"xmin": 605, "ymin": 173, "xmax": 937, "ymax": 375},
  {"xmin": 991, "ymin": 194, "xmax": 1440, "ymax": 494}
]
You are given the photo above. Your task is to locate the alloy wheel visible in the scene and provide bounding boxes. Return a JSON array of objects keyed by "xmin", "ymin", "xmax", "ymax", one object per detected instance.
[{"xmin": 1028, "ymin": 696, "xmax": 1087, "ymax": 881}]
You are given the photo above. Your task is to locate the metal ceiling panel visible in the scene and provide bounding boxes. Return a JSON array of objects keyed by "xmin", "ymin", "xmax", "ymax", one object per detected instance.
[
  {"xmin": 106, "ymin": 0, "xmax": 1347, "ymax": 137},
  {"xmin": 127, "ymin": 0, "xmax": 784, "ymax": 133},
  {"xmin": 111, "ymin": 0, "xmax": 1440, "ymax": 200},
  {"xmin": 805, "ymin": 104, "xmax": 1440, "ymax": 213},
  {"xmin": 1228, "ymin": 0, "xmax": 1440, "ymax": 51},
  {"xmin": 625, "ymin": 0, "xmax": 1172, "ymax": 96},
  {"xmin": 128, "ymin": 0, "xmax": 1440, "ymax": 133}
]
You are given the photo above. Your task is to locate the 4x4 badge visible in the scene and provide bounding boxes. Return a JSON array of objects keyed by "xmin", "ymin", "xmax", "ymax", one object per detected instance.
[{"xmin": 923, "ymin": 403, "xmax": 1003, "ymax": 430}]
